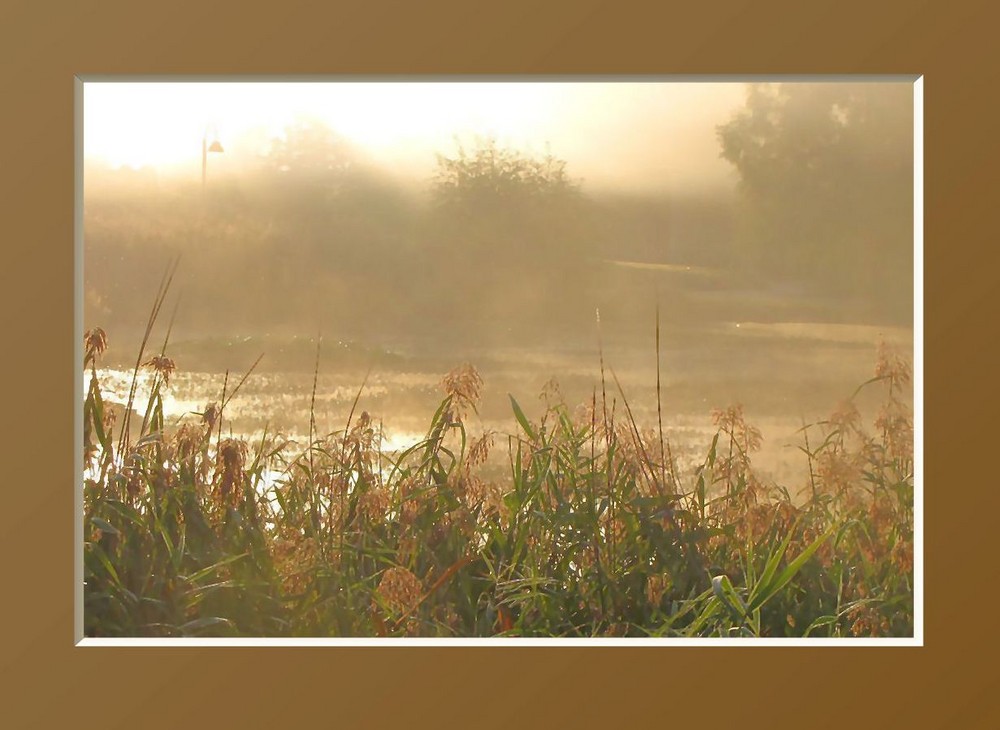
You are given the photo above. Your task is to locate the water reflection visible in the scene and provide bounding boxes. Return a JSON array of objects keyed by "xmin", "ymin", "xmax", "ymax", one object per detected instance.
[{"xmin": 84, "ymin": 320, "xmax": 912, "ymax": 490}]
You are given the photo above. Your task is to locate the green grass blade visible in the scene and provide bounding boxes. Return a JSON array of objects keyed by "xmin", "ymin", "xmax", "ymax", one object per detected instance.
[{"xmin": 509, "ymin": 395, "xmax": 537, "ymax": 441}]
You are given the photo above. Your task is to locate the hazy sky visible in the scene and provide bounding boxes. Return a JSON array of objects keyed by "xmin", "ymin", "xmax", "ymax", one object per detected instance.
[{"xmin": 84, "ymin": 81, "xmax": 747, "ymax": 194}]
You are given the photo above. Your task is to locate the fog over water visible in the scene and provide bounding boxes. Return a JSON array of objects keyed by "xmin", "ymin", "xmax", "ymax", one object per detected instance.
[{"xmin": 83, "ymin": 80, "xmax": 915, "ymax": 490}]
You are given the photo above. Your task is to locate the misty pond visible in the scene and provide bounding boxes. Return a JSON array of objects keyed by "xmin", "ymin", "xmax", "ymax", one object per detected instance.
[
  {"xmin": 89, "ymin": 314, "xmax": 912, "ymax": 491},
  {"xmin": 81, "ymin": 80, "xmax": 916, "ymax": 639}
]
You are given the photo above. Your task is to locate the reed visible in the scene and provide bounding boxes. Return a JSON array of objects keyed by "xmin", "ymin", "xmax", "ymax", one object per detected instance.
[{"xmin": 82, "ymin": 316, "xmax": 914, "ymax": 638}]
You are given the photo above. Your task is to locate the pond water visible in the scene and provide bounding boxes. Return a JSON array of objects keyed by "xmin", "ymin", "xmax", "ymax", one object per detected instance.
[{"xmin": 87, "ymin": 320, "xmax": 913, "ymax": 491}]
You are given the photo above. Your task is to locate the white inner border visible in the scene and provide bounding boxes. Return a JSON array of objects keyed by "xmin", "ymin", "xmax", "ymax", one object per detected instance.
[{"xmin": 75, "ymin": 76, "xmax": 924, "ymax": 648}]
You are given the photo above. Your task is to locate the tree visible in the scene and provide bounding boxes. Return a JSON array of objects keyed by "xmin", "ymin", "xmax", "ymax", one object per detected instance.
[
  {"xmin": 429, "ymin": 138, "xmax": 590, "ymax": 258},
  {"xmin": 262, "ymin": 116, "xmax": 357, "ymax": 182},
  {"xmin": 718, "ymin": 83, "xmax": 913, "ymax": 318},
  {"xmin": 432, "ymin": 137, "xmax": 577, "ymax": 209},
  {"xmin": 424, "ymin": 138, "xmax": 598, "ymax": 335}
]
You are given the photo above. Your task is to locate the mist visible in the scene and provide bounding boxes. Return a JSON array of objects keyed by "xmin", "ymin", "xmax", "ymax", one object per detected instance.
[
  {"xmin": 80, "ymin": 80, "xmax": 918, "ymax": 640},
  {"xmin": 84, "ymin": 82, "xmax": 747, "ymax": 194},
  {"xmin": 83, "ymin": 80, "xmax": 914, "ymax": 484},
  {"xmin": 85, "ymin": 81, "xmax": 912, "ymax": 339}
]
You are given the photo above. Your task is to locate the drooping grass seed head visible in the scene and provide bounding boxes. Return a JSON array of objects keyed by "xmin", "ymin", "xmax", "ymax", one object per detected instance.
[
  {"xmin": 143, "ymin": 354, "xmax": 177, "ymax": 385},
  {"xmin": 466, "ymin": 431, "xmax": 493, "ymax": 470},
  {"xmin": 84, "ymin": 327, "xmax": 108, "ymax": 366},
  {"xmin": 376, "ymin": 566, "xmax": 423, "ymax": 616},
  {"xmin": 874, "ymin": 339, "xmax": 912, "ymax": 392},
  {"xmin": 215, "ymin": 438, "xmax": 248, "ymax": 506},
  {"xmin": 201, "ymin": 402, "xmax": 220, "ymax": 430},
  {"xmin": 441, "ymin": 363, "xmax": 483, "ymax": 418}
]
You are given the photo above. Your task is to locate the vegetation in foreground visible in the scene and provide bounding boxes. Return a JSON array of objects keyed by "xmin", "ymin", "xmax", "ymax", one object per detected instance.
[{"xmin": 83, "ymin": 316, "xmax": 914, "ymax": 639}]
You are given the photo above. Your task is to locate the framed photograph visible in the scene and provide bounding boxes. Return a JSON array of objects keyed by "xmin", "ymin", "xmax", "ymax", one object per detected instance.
[
  {"xmin": 4, "ymin": 1, "xmax": 992, "ymax": 727},
  {"xmin": 78, "ymin": 78, "xmax": 919, "ymax": 646}
]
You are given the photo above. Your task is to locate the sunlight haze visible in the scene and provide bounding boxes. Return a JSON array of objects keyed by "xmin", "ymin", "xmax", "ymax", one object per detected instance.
[
  {"xmin": 84, "ymin": 81, "xmax": 746, "ymax": 193},
  {"xmin": 81, "ymin": 79, "xmax": 917, "ymax": 640}
]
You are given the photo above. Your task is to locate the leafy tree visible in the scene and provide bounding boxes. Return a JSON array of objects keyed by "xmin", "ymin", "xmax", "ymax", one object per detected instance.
[
  {"xmin": 262, "ymin": 116, "xmax": 358, "ymax": 182},
  {"xmin": 432, "ymin": 137, "xmax": 577, "ymax": 209},
  {"xmin": 718, "ymin": 83, "xmax": 913, "ymax": 318},
  {"xmin": 425, "ymin": 138, "xmax": 599, "ymax": 334},
  {"xmin": 253, "ymin": 118, "xmax": 414, "ymax": 283},
  {"xmin": 429, "ymin": 138, "xmax": 591, "ymax": 257}
]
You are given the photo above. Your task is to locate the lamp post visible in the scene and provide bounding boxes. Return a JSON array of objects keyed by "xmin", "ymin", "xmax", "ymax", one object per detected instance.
[{"xmin": 201, "ymin": 125, "xmax": 224, "ymax": 191}]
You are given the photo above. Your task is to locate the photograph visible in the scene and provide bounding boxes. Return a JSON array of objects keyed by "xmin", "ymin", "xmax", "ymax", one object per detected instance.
[{"xmin": 80, "ymin": 78, "xmax": 917, "ymax": 640}]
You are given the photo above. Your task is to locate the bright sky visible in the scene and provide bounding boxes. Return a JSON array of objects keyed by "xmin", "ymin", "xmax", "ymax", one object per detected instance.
[{"xmin": 83, "ymin": 81, "xmax": 747, "ymax": 193}]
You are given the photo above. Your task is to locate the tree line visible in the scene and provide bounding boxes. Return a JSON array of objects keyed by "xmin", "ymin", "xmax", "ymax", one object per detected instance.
[{"xmin": 84, "ymin": 83, "xmax": 914, "ymax": 349}]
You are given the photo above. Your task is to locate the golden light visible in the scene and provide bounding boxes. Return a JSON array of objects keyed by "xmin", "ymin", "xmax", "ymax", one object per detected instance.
[{"xmin": 83, "ymin": 81, "xmax": 747, "ymax": 191}]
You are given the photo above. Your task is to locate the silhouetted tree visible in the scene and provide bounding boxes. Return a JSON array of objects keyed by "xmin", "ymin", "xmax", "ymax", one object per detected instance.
[
  {"xmin": 718, "ymin": 83, "xmax": 912, "ymax": 317},
  {"xmin": 425, "ymin": 138, "xmax": 600, "ymax": 333},
  {"xmin": 433, "ymin": 137, "xmax": 576, "ymax": 207},
  {"xmin": 262, "ymin": 116, "xmax": 357, "ymax": 181},
  {"xmin": 429, "ymin": 138, "xmax": 592, "ymax": 258},
  {"xmin": 254, "ymin": 118, "xmax": 415, "ymax": 290}
]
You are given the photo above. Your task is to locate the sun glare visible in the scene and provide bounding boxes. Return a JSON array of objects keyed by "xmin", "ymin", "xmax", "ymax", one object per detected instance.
[
  {"xmin": 83, "ymin": 81, "xmax": 746, "ymax": 189},
  {"xmin": 84, "ymin": 82, "xmax": 566, "ymax": 170},
  {"xmin": 81, "ymin": 78, "xmax": 917, "ymax": 642}
]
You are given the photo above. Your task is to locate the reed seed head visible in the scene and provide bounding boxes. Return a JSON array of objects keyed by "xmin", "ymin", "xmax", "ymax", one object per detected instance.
[
  {"xmin": 143, "ymin": 354, "xmax": 177, "ymax": 384},
  {"xmin": 376, "ymin": 566, "xmax": 423, "ymax": 616},
  {"xmin": 84, "ymin": 327, "xmax": 108, "ymax": 366},
  {"xmin": 441, "ymin": 363, "xmax": 483, "ymax": 415}
]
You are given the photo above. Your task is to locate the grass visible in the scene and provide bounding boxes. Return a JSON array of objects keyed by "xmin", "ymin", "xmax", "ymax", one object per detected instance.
[{"xmin": 82, "ymin": 299, "xmax": 914, "ymax": 638}]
